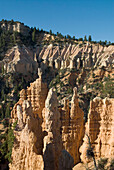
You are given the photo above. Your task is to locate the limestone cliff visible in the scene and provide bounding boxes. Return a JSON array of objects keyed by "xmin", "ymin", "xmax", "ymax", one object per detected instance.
[{"xmin": 80, "ymin": 97, "xmax": 114, "ymax": 163}]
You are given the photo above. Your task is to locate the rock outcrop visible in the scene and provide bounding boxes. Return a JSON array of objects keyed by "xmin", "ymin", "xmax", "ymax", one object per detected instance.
[
  {"xmin": 10, "ymin": 74, "xmax": 114, "ymax": 169},
  {"xmin": 10, "ymin": 100, "xmax": 44, "ymax": 170},
  {"xmin": 2, "ymin": 42, "xmax": 114, "ymax": 75},
  {"xmin": 12, "ymin": 75, "xmax": 48, "ymax": 119},
  {"xmin": 0, "ymin": 20, "xmax": 30, "ymax": 36},
  {"xmin": 80, "ymin": 97, "xmax": 114, "ymax": 163},
  {"xmin": 42, "ymin": 88, "xmax": 62, "ymax": 170},
  {"xmin": 35, "ymin": 43, "xmax": 114, "ymax": 71},
  {"xmin": 10, "ymin": 76, "xmax": 48, "ymax": 170},
  {"xmin": 61, "ymin": 87, "xmax": 84, "ymax": 164},
  {"xmin": 10, "ymin": 78, "xmax": 75, "ymax": 170},
  {"xmin": 3, "ymin": 45, "xmax": 38, "ymax": 75}
]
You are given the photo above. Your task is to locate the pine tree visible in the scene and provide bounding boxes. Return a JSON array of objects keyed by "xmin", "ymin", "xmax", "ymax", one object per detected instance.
[
  {"xmin": 88, "ymin": 35, "xmax": 92, "ymax": 42},
  {"xmin": 2, "ymin": 64, "xmax": 4, "ymax": 74},
  {"xmin": 32, "ymin": 27, "xmax": 36, "ymax": 42},
  {"xmin": 5, "ymin": 104, "xmax": 10, "ymax": 118},
  {"xmin": 49, "ymin": 29, "xmax": 52, "ymax": 35},
  {"xmin": 84, "ymin": 35, "xmax": 87, "ymax": 41}
]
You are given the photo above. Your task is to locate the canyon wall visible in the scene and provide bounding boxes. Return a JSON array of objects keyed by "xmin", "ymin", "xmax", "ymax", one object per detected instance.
[
  {"xmin": 80, "ymin": 97, "xmax": 114, "ymax": 163},
  {"xmin": 10, "ymin": 77, "xmax": 81, "ymax": 170},
  {"xmin": 10, "ymin": 76, "xmax": 114, "ymax": 169}
]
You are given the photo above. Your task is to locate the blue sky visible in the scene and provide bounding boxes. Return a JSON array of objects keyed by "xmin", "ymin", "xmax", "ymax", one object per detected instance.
[{"xmin": 0, "ymin": 0, "xmax": 114, "ymax": 42}]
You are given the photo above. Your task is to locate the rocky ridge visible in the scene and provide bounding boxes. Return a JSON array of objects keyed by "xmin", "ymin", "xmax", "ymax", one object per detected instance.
[
  {"xmin": 1, "ymin": 43, "xmax": 114, "ymax": 75},
  {"xmin": 0, "ymin": 20, "xmax": 30, "ymax": 36},
  {"xmin": 0, "ymin": 20, "xmax": 114, "ymax": 170},
  {"xmin": 10, "ymin": 75, "xmax": 114, "ymax": 169},
  {"xmin": 10, "ymin": 75, "xmax": 85, "ymax": 170}
]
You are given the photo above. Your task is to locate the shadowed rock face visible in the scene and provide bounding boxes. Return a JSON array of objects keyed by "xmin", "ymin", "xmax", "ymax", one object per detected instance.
[
  {"xmin": 61, "ymin": 87, "xmax": 85, "ymax": 164},
  {"xmin": 80, "ymin": 97, "xmax": 114, "ymax": 163}
]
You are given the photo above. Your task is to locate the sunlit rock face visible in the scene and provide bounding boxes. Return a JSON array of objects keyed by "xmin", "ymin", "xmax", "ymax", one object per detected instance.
[
  {"xmin": 80, "ymin": 97, "xmax": 114, "ymax": 163},
  {"xmin": 10, "ymin": 78, "xmax": 74, "ymax": 170},
  {"xmin": 10, "ymin": 99, "xmax": 44, "ymax": 170},
  {"xmin": 2, "ymin": 41, "xmax": 114, "ymax": 75}
]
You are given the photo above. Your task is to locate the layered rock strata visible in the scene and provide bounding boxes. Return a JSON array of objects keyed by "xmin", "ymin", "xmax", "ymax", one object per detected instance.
[{"xmin": 80, "ymin": 97, "xmax": 114, "ymax": 163}]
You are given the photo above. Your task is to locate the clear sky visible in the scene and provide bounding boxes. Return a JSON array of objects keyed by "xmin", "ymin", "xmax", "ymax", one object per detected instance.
[{"xmin": 0, "ymin": 0, "xmax": 114, "ymax": 42}]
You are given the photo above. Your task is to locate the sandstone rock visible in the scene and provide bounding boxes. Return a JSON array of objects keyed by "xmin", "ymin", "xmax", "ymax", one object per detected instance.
[
  {"xmin": 61, "ymin": 87, "xmax": 84, "ymax": 164},
  {"xmin": 42, "ymin": 88, "xmax": 74, "ymax": 170},
  {"xmin": 10, "ymin": 100, "xmax": 44, "ymax": 170},
  {"xmin": 80, "ymin": 97, "xmax": 114, "ymax": 163},
  {"xmin": 4, "ymin": 45, "xmax": 38, "ymax": 75},
  {"xmin": 10, "ymin": 76, "xmax": 49, "ymax": 170},
  {"xmin": 2, "ymin": 40, "xmax": 114, "ymax": 76},
  {"xmin": 42, "ymin": 88, "xmax": 62, "ymax": 170}
]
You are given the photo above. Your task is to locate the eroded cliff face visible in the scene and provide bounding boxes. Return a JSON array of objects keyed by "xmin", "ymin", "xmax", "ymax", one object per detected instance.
[
  {"xmin": 61, "ymin": 87, "xmax": 84, "ymax": 164},
  {"xmin": 10, "ymin": 74, "xmax": 114, "ymax": 169},
  {"xmin": 2, "ymin": 42, "xmax": 114, "ymax": 75},
  {"xmin": 80, "ymin": 97, "xmax": 114, "ymax": 163},
  {"xmin": 10, "ymin": 100, "xmax": 44, "ymax": 170},
  {"xmin": 10, "ymin": 77, "xmax": 78, "ymax": 170},
  {"xmin": 3, "ymin": 45, "xmax": 38, "ymax": 75},
  {"xmin": 10, "ymin": 76, "xmax": 48, "ymax": 170},
  {"xmin": 42, "ymin": 88, "xmax": 62, "ymax": 170}
]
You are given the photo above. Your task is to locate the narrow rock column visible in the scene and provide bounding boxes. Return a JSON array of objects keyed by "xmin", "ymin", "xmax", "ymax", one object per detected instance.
[{"xmin": 43, "ymin": 88, "xmax": 62, "ymax": 170}]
